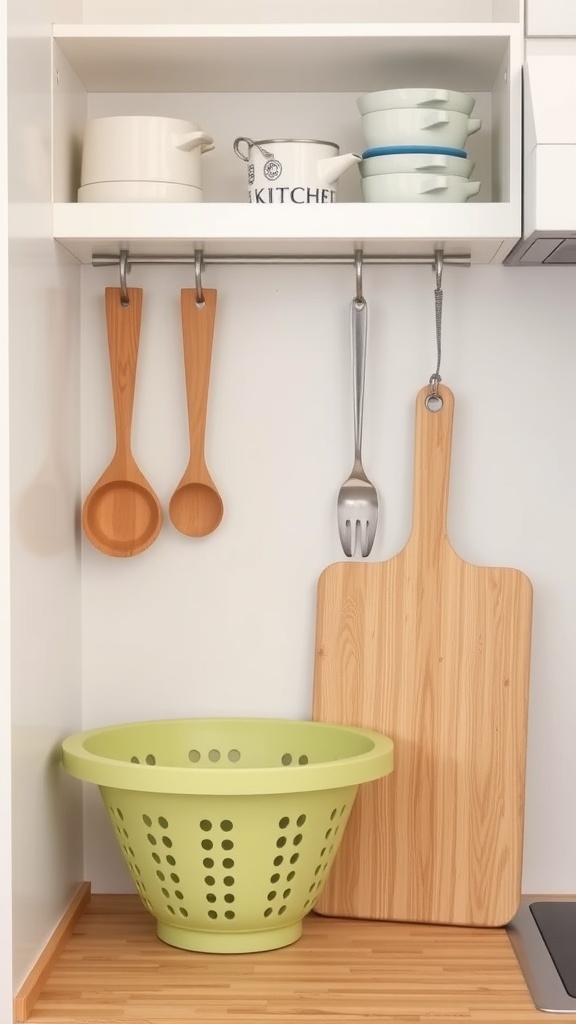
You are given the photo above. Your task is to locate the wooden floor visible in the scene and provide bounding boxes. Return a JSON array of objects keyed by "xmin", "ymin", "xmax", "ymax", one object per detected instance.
[{"xmin": 28, "ymin": 894, "xmax": 564, "ymax": 1023}]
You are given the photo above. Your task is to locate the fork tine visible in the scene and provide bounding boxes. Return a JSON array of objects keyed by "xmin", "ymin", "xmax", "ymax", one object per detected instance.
[{"xmin": 338, "ymin": 517, "xmax": 353, "ymax": 558}]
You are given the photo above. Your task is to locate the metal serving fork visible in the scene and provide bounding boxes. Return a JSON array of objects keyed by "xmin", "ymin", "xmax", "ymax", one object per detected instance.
[{"xmin": 337, "ymin": 295, "xmax": 379, "ymax": 558}]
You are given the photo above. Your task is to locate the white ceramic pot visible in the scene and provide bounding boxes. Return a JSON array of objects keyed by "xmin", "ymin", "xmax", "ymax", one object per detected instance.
[
  {"xmin": 233, "ymin": 137, "xmax": 361, "ymax": 203},
  {"xmin": 80, "ymin": 116, "xmax": 214, "ymax": 190},
  {"xmin": 360, "ymin": 109, "xmax": 482, "ymax": 151},
  {"xmin": 78, "ymin": 181, "xmax": 204, "ymax": 203},
  {"xmin": 357, "ymin": 88, "xmax": 476, "ymax": 116},
  {"xmin": 360, "ymin": 152, "xmax": 474, "ymax": 178},
  {"xmin": 361, "ymin": 172, "xmax": 481, "ymax": 203}
]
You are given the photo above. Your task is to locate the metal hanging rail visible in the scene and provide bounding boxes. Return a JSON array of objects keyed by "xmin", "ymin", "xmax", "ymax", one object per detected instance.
[{"xmin": 92, "ymin": 252, "xmax": 471, "ymax": 268}]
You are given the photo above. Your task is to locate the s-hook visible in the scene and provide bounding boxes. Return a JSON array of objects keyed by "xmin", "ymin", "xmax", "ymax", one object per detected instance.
[
  {"xmin": 354, "ymin": 248, "xmax": 364, "ymax": 307},
  {"xmin": 194, "ymin": 249, "xmax": 205, "ymax": 307},
  {"xmin": 426, "ymin": 248, "xmax": 445, "ymax": 411},
  {"xmin": 119, "ymin": 249, "xmax": 130, "ymax": 306}
]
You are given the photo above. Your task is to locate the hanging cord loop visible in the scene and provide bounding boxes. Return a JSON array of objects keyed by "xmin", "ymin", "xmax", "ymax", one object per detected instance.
[{"xmin": 426, "ymin": 249, "xmax": 444, "ymax": 410}]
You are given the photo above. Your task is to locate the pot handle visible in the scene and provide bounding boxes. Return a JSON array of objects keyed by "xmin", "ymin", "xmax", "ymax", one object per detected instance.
[
  {"xmin": 465, "ymin": 181, "xmax": 482, "ymax": 198},
  {"xmin": 419, "ymin": 110, "xmax": 451, "ymax": 129},
  {"xmin": 416, "ymin": 88, "xmax": 450, "ymax": 107},
  {"xmin": 467, "ymin": 118, "xmax": 482, "ymax": 137},
  {"xmin": 417, "ymin": 175, "xmax": 449, "ymax": 194},
  {"xmin": 174, "ymin": 131, "xmax": 215, "ymax": 154}
]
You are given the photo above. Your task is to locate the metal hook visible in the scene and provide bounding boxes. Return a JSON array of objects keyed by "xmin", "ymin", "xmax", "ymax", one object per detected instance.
[
  {"xmin": 354, "ymin": 248, "xmax": 364, "ymax": 306},
  {"xmin": 119, "ymin": 249, "xmax": 130, "ymax": 306},
  {"xmin": 194, "ymin": 249, "xmax": 205, "ymax": 306},
  {"xmin": 434, "ymin": 247, "xmax": 444, "ymax": 291}
]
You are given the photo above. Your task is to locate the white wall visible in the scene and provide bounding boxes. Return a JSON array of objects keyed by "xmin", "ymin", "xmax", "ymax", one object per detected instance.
[
  {"xmin": 7, "ymin": 0, "xmax": 83, "ymax": 994},
  {"xmin": 81, "ymin": 258, "xmax": 576, "ymax": 894},
  {"xmin": 0, "ymin": 1, "xmax": 13, "ymax": 1016}
]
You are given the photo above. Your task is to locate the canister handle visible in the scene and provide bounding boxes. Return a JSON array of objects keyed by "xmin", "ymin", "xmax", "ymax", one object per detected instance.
[{"xmin": 233, "ymin": 137, "xmax": 274, "ymax": 161}]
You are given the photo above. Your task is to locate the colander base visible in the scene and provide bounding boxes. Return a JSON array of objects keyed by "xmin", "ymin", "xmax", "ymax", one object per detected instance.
[{"xmin": 157, "ymin": 919, "xmax": 302, "ymax": 954}]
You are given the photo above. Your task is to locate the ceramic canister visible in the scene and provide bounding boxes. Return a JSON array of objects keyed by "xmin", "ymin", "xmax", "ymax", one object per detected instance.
[
  {"xmin": 233, "ymin": 137, "xmax": 361, "ymax": 204},
  {"xmin": 79, "ymin": 116, "xmax": 214, "ymax": 198}
]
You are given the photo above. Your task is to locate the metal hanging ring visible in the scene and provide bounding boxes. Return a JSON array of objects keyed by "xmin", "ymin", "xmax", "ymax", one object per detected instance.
[
  {"xmin": 194, "ymin": 250, "xmax": 205, "ymax": 306},
  {"xmin": 354, "ymin": 248, "xmax": 364, "ymax": 306},
  {"xmin": 119, "ymin": 249, "xmax": 130, "ymax": 306}
]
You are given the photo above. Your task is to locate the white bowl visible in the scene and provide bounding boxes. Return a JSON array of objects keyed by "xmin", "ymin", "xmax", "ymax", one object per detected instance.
[
  {"xmin": 357, "ymin": 88, "xmax": 476, "ymax": 116},
  {"xmin": 360, "ymin": 152, "xmax": 474, "ymax": 178},
  {"xmin": 360, "ymin": 108, "xmax": 482, "ymax": 151},
  {"xmin": 78, "ymin": 181, "xmax": 204, "ymax": 202},
  {"xmin": 361, "ymin": 172, "xmax": 481, "ymax": 203}
]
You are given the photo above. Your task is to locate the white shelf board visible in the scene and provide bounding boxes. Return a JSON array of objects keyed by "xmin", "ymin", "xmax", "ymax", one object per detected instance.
[
  {"xmin": 52, "ymin": 23, "xmax": 518, "ymax": 92},
  {"xmin": 52, "ymin": 202, "xmax": 520, "ymax": 264}
]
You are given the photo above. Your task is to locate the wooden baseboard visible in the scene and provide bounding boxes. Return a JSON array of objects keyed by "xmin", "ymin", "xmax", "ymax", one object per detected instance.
[{"xmin": 13, "ymin": 881, "xmax": 91, "ymax": 1022}]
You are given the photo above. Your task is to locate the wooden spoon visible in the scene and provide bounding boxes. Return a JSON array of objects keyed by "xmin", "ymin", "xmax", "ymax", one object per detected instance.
[
  {"xmin": 82, "ymin": 287, "xmax": 162, "ymax": 557},
  {"xmin": 169, "ymin": 288, "xmax": 223, "ymax": 537}
]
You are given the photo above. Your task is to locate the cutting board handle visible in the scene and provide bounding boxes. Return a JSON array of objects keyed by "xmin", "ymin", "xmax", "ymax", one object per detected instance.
[{"xmin": 410, "ymin": 383, "xmax": 454, "ymax": 546}]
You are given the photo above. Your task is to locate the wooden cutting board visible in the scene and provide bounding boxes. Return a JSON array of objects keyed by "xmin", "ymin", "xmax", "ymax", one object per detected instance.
[{"xmin": 312, "ymin": 385, "xmax": 533, "ymax": 927}]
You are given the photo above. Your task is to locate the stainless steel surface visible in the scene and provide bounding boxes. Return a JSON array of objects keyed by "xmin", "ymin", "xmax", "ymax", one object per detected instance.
[
  {"xmin": 337, "ymin": 296, "xmax": 378, "ymax": 558},
  {"xmin": 92, "ymin": 253, "xmax": 472, "ymax": 268},
  {"xmin": 507, "ymin": 896, "xmax": 576, "ymax": 1013}
]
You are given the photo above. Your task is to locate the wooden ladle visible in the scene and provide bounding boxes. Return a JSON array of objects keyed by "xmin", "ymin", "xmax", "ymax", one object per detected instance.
[
  {"xmin": 169, "ymin": 288, "xmax": 223, "ymax": 537},
  {"xmin": 82, "ymin": 288, "xmax": 162, "ymax": 557}
]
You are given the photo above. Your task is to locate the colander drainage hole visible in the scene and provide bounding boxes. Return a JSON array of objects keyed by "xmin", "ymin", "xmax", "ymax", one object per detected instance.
[
  {"xmin": 167, "ymin": 905, "xmax": 175, "ymax": 915},
  {"xmin": 116, "ymin": 808, "xmax": 124, "ymax": 820},
  {"xmin": 298, "ymin": 755, "xmax": 309, "ymax": 764},
  {"xmin": 147, "ymin": 834, "xmax": 157, "ymax": 845},
  {"xmin": 223, "ymin": 858, "xmax": 234, "ymax": 868},
  {"xmin": 278, "ymin": 905, "xmax": 287, "ymax": 915},
  {"xmin": 276, "ymin": 837, "xmax": 287, "ymax": 848},
  {"xmin": 166, "ymin": 855, "xmax": 177, "ymax": 866},
  {"xmin": 273, "ymin": 855, "xmax": 284, "ymax": 867},
  {"xmin": 270, "ymin": 873, "xmax": 280, "ymax": 883},
  {"xmin": 179, "ymin": 908, "xmax": 188, "ymax": 917},
  {"xmin": 293, "ymin": 834, "xmax": 303, "ymax": 846},
  {"xmin": 264, "ymin": 908, "xmax": 273, "ymax": 918},
  {"xmin": 224, "ymin": 894, "xmax": 235, "ymax": 904},
  {"xmin": 208, "ymin": 910, "xmax": 218, "ymax": 919},
  {"xmin": 142, "ymin": 815, "xmax": 152, "ymax": 826},
  {"xmin": 223, "ymin": 876, "xmax": 234, "ymax": 887},
  {"xmin": 161, "ymin": 887, "xmax": 170, "ymax": 897},
  {"xmin": 189, "ymin": 749, "xmax": 201, "ymax": 762},
  {"xmin": 156, "ymin": 870, "xmax": 165, "ymax": 881},
  {"xmin": 200, "ymin": 819, "xmax": 212, "ymax": 831},
  {"xmin": 220, "ymin": 820, "xmax": 233, "ymax": 832},
  {"xmin": 206, "ymin": 893, "xmax": 217, "ymax": 904},
  {"xmin": 205, "ymin": 875, "xmax": 215, "ymax": 886},
  {"xmin": 162, "ymin": 836, "xmax": 173, "ymax": 848},
  {"xmin": 297, "ymin": 814, "xmax": 307, "ymax": 826},
  {"xmin": 279, "ymin": 816, "xmax": 290, "ymax": 828},
  {"xmin": 158, "ymin": 816, "xmax": 169, "ymax": 829},
  {"xmin": 170, "ymin": 873, "xmax": 180, "ymax": 883},
  {"xmin": 330, "ymin": 808, "xmax": 338, "ymax": 820},
  {"xmin": 290, "ymin": 853, "xmax": 299, "ymax": 865},
  {"xmin": 225, "ymin": 910, "xmax": 235, "ymax": 919},
  {"xmin": 152, "ymin": 853, "xmax": 161, "ymax": 864},
  {"xmin": 203, "ymin": 858, "xmax": 214, "ymax": 868},
  {"xmin": 145, "ymin": 754, "xmax": 156, "ymax": 765},
  {"xmin": 287, "ymin": 871, "xmax": 295, "ymax": 881},
  {"xmin": 281, "ymin": 753, "xmax": 292, "ymax": 765},
  {"xmin": 208, "ymin": 749, "xmax": 220, "ymax": 762},
  {"xmin": 268, "ymin": 891, "xmax": 277, "ymax": 901},
  {"xmin": 130, "ymin": 756, "xmax": 139, "ymax": 763},
  {"xmin": 222, "ymin": 839, "xmax": 234, "ymax": 851},
  {"xmin": 228, "ymin": 749, "xmax": 241, "ymax": 762},
  {"xmin": 283, "ymin": 889, "xmax": 292, "ymax": 898},
  {"xmin": 201, "ymin": 839, "xmax": 213, "ymax": 851},
  {"xmin": 175, "ymin": 891, "xmax": 184, "ymax": 900}
]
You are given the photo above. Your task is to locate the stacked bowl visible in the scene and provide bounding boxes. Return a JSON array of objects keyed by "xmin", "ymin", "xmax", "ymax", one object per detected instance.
[{"xmin": 357, "ymin": 88, "xmax": 482, "ymax": 203}]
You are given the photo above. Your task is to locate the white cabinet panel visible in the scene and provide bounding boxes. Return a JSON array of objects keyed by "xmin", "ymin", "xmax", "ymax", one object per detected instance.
[{"xmin": 526, "ymin": 0, "xmax": 576, "ymax": 37}]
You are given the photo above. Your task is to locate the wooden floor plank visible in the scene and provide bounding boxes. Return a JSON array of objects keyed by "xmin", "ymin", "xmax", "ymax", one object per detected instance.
[{"xmin": 27, "ymin": 894, "xmax": 565, "ymax": 1023}]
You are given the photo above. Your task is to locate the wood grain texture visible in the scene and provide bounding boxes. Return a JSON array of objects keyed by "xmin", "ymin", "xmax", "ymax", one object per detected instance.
[
  {"xmin": 26, "ymin": 893, "xmax": 569, "ymax": 1023},
  {"xmin": 14, "ymin": 881, "xmax": 91, "ymax": 1022},
  {"xmin": 169, "ymin": 288, "xmax": 223, "ymax": 537},
  {"xmin": 82, "ymin": 288, "xmax": 162, "ymax": 556},
  {"xmin": 313, "ymin": 385, "xmax": 533, "ymax": 927}
]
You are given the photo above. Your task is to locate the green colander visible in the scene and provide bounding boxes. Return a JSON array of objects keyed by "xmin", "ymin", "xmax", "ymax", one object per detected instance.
[{"xmin": 62, "ymin": 718, "xmax": 393, "ymax": 954}]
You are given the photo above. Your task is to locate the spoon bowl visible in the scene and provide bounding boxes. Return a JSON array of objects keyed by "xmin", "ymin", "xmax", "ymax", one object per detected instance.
[
  {"xmin": 82, "ymin": 288, "xmax": 162, "ymax": 557},
  {"xmin": 169, "ymin": 288, "xmax": 223, "ymax": 538}
]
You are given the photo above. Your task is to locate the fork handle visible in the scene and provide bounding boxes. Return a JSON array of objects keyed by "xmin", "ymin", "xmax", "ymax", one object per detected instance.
[{"xmin": 351, "ymin": 297, "xmax": 368, "ymax": 464}]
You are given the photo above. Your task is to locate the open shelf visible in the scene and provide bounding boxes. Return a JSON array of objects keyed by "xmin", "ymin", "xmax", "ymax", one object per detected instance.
[
  {"xmin": 53, "ymin": 202, "xmax": 518, "ymax": 264},
  {"xmin": 51, "ymin": 21, "xmax": 523, "ymax": 264}
]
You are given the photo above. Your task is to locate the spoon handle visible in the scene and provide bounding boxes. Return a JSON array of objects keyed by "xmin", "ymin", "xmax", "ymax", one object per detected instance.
[
  {"xmin": 180, "ymin": 289, "xmax": 217, "ymax": 478},
  {"xmin": 105, "ymin": 287, "xmax": 142, "ymax": 462}
]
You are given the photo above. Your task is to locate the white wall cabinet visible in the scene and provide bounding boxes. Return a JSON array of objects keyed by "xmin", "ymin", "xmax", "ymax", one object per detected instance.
[{"xmin": 52, "ymin": 16, "xmax": 523, "ymax": 263}]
